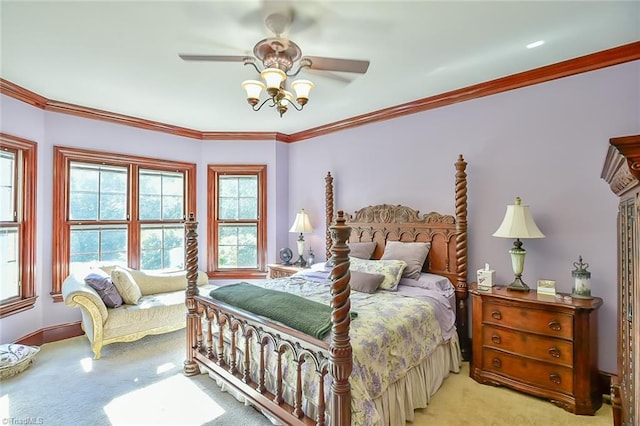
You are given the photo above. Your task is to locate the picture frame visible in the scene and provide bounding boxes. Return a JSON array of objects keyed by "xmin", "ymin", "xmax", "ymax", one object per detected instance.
[{"xmin": 537, "ymin": 279, "xmax": 557, "ymax": 296}]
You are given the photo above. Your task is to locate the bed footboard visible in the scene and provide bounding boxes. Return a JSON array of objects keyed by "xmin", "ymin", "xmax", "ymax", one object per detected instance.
[{"xmin": 183, "ymin": 212, "xmax": 353, "ymax": 426}]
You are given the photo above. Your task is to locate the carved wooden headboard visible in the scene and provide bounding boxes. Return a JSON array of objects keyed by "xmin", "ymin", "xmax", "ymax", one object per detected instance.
[
  {"xmin": 345, "ymin": 204, "xmax": 460, "ymax": 287},
  {"xmin": 323, "ymin": 154, "xmax": 470, "ymax": 358}
]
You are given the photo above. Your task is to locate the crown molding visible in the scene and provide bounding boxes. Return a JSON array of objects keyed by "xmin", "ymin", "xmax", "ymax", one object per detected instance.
[{"xmin": 1, "ymin": 41, "xmax": 638, "ymax": 143}]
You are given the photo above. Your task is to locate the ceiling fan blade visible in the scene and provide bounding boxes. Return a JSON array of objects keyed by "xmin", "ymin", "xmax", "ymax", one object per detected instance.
[
  {"xmin": 179, "ymin": 54, "xmax": 248, "ymax": 62},
  {"xmin": 303, "ymin": 56, "xmax": 369, "ymax": 74}
]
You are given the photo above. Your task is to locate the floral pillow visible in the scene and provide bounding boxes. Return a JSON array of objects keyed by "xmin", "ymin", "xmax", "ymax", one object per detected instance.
[{"xmin": 349, "ymin": 257, "xmax": 407, "ymax": 291}]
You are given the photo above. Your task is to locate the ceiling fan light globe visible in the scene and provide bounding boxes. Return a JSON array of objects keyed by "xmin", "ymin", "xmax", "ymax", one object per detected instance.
[
  {"xmin": 282, "ymin": 90, "xmax": 294, "ymax": 106},
  {"xmin": 291, "ymin": 79, "xmax": 314, "ymax": 101},
  {"xmin": 241, "ymin": 80, "xmax": 265, "ymax": 102},
  {"xmin": 260, "ymin": 68, "xmax": 286, "ymax": 90}
]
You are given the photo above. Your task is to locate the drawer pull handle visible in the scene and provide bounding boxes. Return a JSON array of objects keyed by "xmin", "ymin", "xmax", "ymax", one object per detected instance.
[
  {"xmin": 549, "ymin": 373, "xmax": 561, "ymax": 385},
  {"xmin": 491, "ymin": 310, "xmax": 502, "ymax": 320},
  {"xmin": 491, "ymin": 334, "xmax": 501, "ymax": 344},
  {"xmin": 492, "ymin": 358, "xmax": 502, "ymax": 368},
  {"xmin": 548, "ymin": 347, "xmax": 561, "ymax": 358},
  {"xmin": 548, "ymin": 320, "xmax": 561, "ymax": 331}
]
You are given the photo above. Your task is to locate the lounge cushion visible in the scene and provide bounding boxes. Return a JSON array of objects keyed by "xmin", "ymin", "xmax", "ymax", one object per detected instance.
[
  {"xmin": 85, "ymin": 269, "xmax": 123, "ymax": 308},
  {"xmin": 110, "ymin": 266, "xmax": 143, "ymax": 305}
]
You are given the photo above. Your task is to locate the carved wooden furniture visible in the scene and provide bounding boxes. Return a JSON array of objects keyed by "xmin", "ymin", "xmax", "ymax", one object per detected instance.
[
  {"xmin": 601, "ymin": 134, "xmax": 640, "ymax": 426},
  {"xmin": 182, "ymin": 155, "xmax": 469, "ymax": 425},
  {"xmin": 268, "ymin": 263, "xmax": 305, "ymax": 278},
  {"xmin": 470, "ymin": 283, "xmax": 603, "ymax": 415}
]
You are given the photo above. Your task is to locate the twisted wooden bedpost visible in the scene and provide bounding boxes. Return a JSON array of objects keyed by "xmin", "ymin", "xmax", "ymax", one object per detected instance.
[
  {"xmin": 184, "ymin": 212, "xmax": 201, "ymax": 376},
  {"xmin": 454, "ymin": 154, "xmax": 470, "ymax": 361},
  {"xmin": 329, "ymin": 211, "xmax": 352, "ymax": 426},
  {"xmin": 325, "ymin": 171, "xmax": 334, "ymax": 260}
]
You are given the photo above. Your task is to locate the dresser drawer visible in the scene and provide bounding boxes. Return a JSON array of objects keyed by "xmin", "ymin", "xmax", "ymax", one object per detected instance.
[
  {"xmin": 483, "ymin": 301, "xmax": 573, "ymax": 339},
  {"xmin": 483, "ymin": 348, "xmax": 573, "ymax": 394},
  {"xmin": 483, "ymin": 326, "xmax": 573, "ymax": 366}
]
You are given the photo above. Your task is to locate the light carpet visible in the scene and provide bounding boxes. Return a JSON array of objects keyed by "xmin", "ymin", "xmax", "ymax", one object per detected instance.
[{"xmin": 1, "ymin": 330, "xmax": 612, "ymax": 425}]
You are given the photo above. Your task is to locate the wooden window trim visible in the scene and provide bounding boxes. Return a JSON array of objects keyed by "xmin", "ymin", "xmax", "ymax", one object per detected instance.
[
  {"xmin": 0, "ymin": 133, "xmax": 37, "ymax": 318},
  {"xmin": 207, "ymin": 164, "xmax": 267, "ymax": 279},
  {"xmin": 52, "ymin": 146, "xmax": 196, "ymax": 301}
]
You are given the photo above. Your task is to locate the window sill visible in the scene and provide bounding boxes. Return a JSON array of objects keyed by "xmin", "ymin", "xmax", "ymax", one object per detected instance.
[{"xmin": 1, "ymin": 296, "xmax": 38, "ymax": 318}]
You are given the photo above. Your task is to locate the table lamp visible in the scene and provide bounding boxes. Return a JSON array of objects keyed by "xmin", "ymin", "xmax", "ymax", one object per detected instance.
[
  {"xmin": 289, "ymin": 209, "xmax": 313, "ymax": 267},
  {"xmin": 493, "ymin": 197, "xmax": 545, "ymax": 291}
]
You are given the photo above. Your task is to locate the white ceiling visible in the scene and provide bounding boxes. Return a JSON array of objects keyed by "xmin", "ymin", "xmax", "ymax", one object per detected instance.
[{"xmin": 1, "ymin": 1, "xmax": 638, "ymax": 134}]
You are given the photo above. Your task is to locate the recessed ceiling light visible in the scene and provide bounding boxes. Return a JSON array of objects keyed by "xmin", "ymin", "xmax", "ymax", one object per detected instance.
[{"xmin": 526, "ymin": 40, "xmax": 545, "ymax": 49}]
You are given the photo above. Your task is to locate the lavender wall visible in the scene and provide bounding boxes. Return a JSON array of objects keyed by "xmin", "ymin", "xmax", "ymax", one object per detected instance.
[
  {"xmin": 1, "ymin": 60, "xmax": 638, "ymax": 374},
  {"xmin": 0, "ymin": 97, "xmax": 284, "ymax": 343},
  {"xmin": 287, "ymin": 61, "xmax": 640, "ymax": 374}
]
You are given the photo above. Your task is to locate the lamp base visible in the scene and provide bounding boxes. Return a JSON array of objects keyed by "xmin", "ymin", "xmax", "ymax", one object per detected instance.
[
  {"xmin": 507, "ymin": 276, "xmax": 530, "ymax": 292},
  {"xmin": 293, "ymin": 255, "xmax": 306, "ymax": 267}
]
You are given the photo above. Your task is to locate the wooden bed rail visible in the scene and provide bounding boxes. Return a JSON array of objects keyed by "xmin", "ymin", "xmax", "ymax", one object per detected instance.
[{"xmin": 183, "ymin": 210, "xmax": 354, "ymax": 425}]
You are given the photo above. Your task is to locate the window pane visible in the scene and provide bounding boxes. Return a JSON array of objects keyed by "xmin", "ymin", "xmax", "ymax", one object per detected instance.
[
  {"xmin": 0, "ymin": 227, "xmax": 19, "ymax": 301},
  {"xmin": 139, "ymin": 170, "xmax": 184, "ymax": 220},
  {"xmin": 217, "ymin": 224, "xmax": 257, "ymax": 268},
  {"xmin": 0, "ymin": 152, "xmax": 15, "ymax": 222},
  {"xmin": 70, "ymin": 192, "xmax": 99, "ymax": 220},
  {"xmin": 219, "ymin": 197, "xmax": 238, "ymax": 220},
  {"xmin": 100, "ymin": 193, "xmax": 126, "ymax": 220},
  {"xmin": 239, "ymin": 198, "xmax": 257, "ymax": 220},
  {"xmin": 162, "ymin": 195, "xmax": 183, "ymax": 220},
  {"xmin": 238, "ymin": 177, "xmax": 257, "ymax": 197},
  {"xmin": 70, "ymin": 225, "xmax": 127, "ymax": 273},
  {"xmin": 218, "ymin": 177, "xmax": 237, "ymax": 197},
  {"xmin": 218, "ymin": 176, "xmax": 257, "ymax": 220},
  {"xmin": 139, "ymin": 195, "xmax": 161, "ymax": 220},
  {"xmin": 70, "ymin": 163, "xmax": 127, "ymax": 221},
  {"xmin": 140, "ymin": 224, "xmax": 184, "ymax": 270}
]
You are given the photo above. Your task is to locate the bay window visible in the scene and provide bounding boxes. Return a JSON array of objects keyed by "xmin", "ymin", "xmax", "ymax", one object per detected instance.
[{"xmin": 52, "ymin": 147, "xmax": 196, "ymax": 301}]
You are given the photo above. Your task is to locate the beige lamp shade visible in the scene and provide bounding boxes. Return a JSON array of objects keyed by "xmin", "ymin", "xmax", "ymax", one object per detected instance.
[
  {"xmin": 260, "ymin": 68, "xmax": 286, "ymax": 90},
  {"xmin": 241, "ymin": 80, "xmax": 265, "ymax": 101},
  {"xmin": 289, "ymin": 209, "xmax": 313, "ymax": 265},
  {"xmin": 291, "ymin": 79, "xmax": 314, "ymax": 100},
  {"xmin": 493, "ymin": 197, "xmax": 545, "ymax": 239},
  {"xmin": 289, "ymin": 209, "xmax": 313, "ymax": 234}
]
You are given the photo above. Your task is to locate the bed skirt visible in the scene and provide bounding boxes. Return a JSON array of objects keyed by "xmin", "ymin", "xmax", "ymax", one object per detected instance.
[{"xmin": 206, "ymin": 332, "xmax": 462, "ymax": 426}]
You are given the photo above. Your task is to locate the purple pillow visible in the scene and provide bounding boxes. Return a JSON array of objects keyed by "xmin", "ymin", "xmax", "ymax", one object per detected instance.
[{"xmin": 85, "ymin": 269, "xmax": 123, "ymax": 308}]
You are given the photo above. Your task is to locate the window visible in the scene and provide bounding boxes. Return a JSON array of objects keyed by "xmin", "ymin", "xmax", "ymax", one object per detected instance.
[
  {"xmin": 52, "ymin": 147, "xmax": 196, "ymax": 301},
  {"xmin": 208, "ymin": 165, "xmax": 267, "ymax": 278},
  {"xmin": 0, "ymin": 133, "xmax": 37, "ymax": 318}
]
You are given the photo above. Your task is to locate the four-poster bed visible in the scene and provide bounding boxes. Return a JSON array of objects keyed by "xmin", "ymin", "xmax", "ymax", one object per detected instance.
[{"xmin": 183, "ymin": 154, "xmax": 469, "ymax": 425}]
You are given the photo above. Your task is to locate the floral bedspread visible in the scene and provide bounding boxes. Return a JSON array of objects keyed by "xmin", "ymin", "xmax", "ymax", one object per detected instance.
[{"xmin": 257, "ymin": 272, "xmax": 449, "ymax": 425}]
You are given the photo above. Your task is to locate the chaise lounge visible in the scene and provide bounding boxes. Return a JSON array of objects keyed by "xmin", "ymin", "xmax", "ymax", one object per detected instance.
[{"xmin": 62, "ymin": 266, "xmax": 210, "ymax": 359}]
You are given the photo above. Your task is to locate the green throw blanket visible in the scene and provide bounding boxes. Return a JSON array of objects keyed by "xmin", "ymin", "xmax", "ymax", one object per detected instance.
[{"xmin": 209, "ymin": 282, "xmax": 356, "ymax": 340}]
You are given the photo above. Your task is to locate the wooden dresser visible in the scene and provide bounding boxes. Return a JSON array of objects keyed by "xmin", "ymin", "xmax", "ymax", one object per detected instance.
[
  {"xmin": 470, "ymin": 283, "xmax": 603, "ymax": 415},
  {"xmin": 601, "ymin": 134, "xmax": 640, "ymax": 426}
]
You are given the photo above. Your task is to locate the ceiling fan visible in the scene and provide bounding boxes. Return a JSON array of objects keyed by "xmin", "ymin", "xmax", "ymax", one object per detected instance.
[{"xmin": 178, "ymin": 4, "xmax": 370, "ymax": 116}]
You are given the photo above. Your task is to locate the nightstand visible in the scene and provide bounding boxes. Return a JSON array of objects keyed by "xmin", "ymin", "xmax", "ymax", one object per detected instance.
[
  {"xmin": 470, "ymin": 283, "xmax": 603, "ymax": 415},
  {"xmin": 268, "ymin": 263, "xmax": 305, "ymax": 278}
]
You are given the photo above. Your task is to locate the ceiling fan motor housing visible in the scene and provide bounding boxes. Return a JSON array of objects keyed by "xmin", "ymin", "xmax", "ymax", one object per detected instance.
[{"xmin": 254, "ymin": 38, "xmax": 302, "ymax": 73}]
